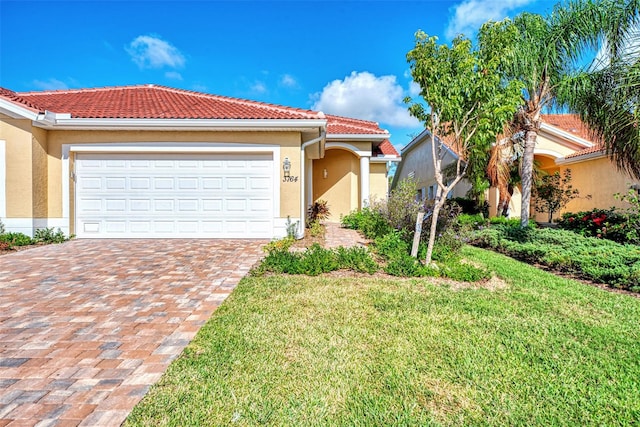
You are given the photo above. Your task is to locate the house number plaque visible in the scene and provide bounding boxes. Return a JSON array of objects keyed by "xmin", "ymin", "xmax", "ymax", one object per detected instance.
[{"xmin": 282, "ymin": 157, "xmax": 299, "ymax": 182}]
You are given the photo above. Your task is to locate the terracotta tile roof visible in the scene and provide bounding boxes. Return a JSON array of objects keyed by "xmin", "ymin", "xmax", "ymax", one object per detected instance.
[
  {"xmin": 373, "ymin": 139, "xmax": 400, "ymax": 157},
  {"xmin": 1, "ymin": 85, "xmax": 324, "ymax": 120},
  {"xmin": 564, "ymin": 144, "xmax": 605, "ymax": 159},
  {"xmin": 325, "ymin": 114, "xmax": 388, "ymax": 135},
  {"xmin": 0, "ymin": 87, "xmax": 43, "ymax": 112},
  {"xmin": 541, "ymin": 114, "xmax": 592, "ymax": 141}
]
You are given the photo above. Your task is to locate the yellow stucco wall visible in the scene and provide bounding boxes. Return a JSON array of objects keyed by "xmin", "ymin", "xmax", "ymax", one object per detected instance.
[
  {"xmin": 532, "ymin": 156, "xmax": 640, "ymax": 221},
  {"xmin": 370, "ymin": 162, "xmax": 388, "ymax": 202},
  {"xmin": 312, "ymin": 149, "xmax": 359, "ymax": 222},
  {"xmin": 31, "ymin": 126, "xmax": 49, "ymax": 218},
  {"xmin": 518, "ymin": 153, "xmax": 640, "ymax": 222},
  {"xmin": 1, "ymin": 119, "xmax": 35, "ymax": 217}
]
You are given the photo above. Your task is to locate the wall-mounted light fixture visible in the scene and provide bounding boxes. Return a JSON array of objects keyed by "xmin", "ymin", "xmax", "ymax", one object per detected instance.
[
  {"xmin": 283, "ymin": 157, "xmax": 291, "ymax": 178},
  {"xmin": 323, "ymin": 168, "xmax": 328, "ymax": 179}
]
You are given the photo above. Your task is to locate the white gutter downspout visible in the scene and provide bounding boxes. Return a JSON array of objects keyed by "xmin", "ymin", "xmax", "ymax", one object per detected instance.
[{"xmin": 299, "ymin": 131, "xmax": 326, "ymax": 238}]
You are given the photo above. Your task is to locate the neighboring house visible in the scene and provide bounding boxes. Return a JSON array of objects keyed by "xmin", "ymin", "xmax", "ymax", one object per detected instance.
[
  {"xmin": 391, "ymin": 128, "xmax": 472, "ymax": 202},
  {"xmin": 0, "ymin": 85, "xmax": 399, "ymax": 239},
  {"xmin": 392, "ymin": 114, "xmax": 640, "ymax": 221}
]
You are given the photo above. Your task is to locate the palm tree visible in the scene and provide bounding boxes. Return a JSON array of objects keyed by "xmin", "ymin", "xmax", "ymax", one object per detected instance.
[
  {"xmin": 479, "ymin": 12, "xmax": 567, "ymax": 227},
  {"xmin": 558, "ymin": 0, "xmax": 640, "ymax": 179},
  {"xmin": 479, "ymin": 0, "xmax": 639, "ymax": 227}
]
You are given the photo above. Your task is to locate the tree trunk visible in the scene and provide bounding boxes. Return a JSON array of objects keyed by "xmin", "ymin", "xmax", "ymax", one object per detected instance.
[
  {"xmin": 520, "ymin": 129, "xmax": 538, "ymax": 228},
  {"xmin": 424, "ymin": 198, "xmax": 444, "ymax": 265}
]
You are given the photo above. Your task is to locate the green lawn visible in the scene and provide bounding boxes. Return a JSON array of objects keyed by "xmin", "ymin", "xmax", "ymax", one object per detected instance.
[{"xmin": 126, "ymin": 246, "xmax": 640, "ymax": 426}]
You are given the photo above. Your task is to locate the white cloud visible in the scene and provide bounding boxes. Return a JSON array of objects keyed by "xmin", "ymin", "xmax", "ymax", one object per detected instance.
[
  {"xmin": 280, "ymin": 74, "xmax": 298, "ymax": 88},
  {"xmin": 126, "ymin": 35, "xmax": 185, "ymax": 69},
  {"xmin": 311, "ymin": 71, "xmax": 420, "ymax": 127},
  {"xmin": 251, "ymin": 81, "xmax": 268, "ymax": 94},
  {"xmin": 164, "ymin": 71, "xmax": 183, "ymax": 80},
  {"xmin": 445, "ymin": 0, "xmax": 536, "ymax": 39},
  {"xmin": 32, "ymin": 78, "xmax": 68, "ymax": 91}
]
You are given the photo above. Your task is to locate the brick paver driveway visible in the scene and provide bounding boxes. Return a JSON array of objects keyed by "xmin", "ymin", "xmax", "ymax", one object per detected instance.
[{"xmin": 0, "ymin": 239, "xmax": 265, "ymax": 426}]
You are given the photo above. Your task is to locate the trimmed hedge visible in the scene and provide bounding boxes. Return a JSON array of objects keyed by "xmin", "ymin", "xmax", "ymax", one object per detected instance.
[{"xmin": 471, "ymin": 225, "xmax": 640, "ymax": 291}]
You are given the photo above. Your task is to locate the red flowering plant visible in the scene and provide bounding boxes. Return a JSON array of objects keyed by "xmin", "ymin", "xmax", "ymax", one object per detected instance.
[{"xmin": 558, "ymin": 208, "xmax": 627, "ymax": 242}]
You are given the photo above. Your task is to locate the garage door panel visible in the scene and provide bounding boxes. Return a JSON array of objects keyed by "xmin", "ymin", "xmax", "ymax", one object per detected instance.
[
  {"xmin": 250, "ymin": 177, "xmax": 271, "ymax": 190},
  {"xmin": 75, "ymin": 152, "xmax": 275, "ymax": 238},
  {"xmin": 250, "ymin": 199, "xmax": 272, "ymax": 212},
  {"xmin": 106, "ymin": 178, "xmax": 126, "ymax": 190},
  {"xmin": 80, "ymin": 177, "xmax": 102, "ymax": 190},
  {"xmin": 203, "ymin": 199, "xmax": 223, "ymax": 211},
  {"xmin": 130, "ymin": 221, "xmax": 151, "ymax": 233},
  {"xmin": 177, "ymin": 178, "xmax": 198, "ymax": 190},
  {"xmin": 130, "ymin": 199, "xmax": 151, "ymax": 212},
  {"xmin": 203, "ymin": 178, "xmax": 223, "ymax": 190},
  {"xmin": 130, "ymin": 178, "xmax": 151, "ymax": 190},
  {"xmin": 178, "ymin": 199, "xmax": 199, "ymax": 211},
  {"xmin": 154, "ymin": 199, "xmax": 174, "ymax": 211},
  {"xmin": 79, "ymin": 199, "xmax": 103, "ymax": 213},
  {"xmin": 202, "ymin": 221, "xmax": 223, "ymax": 233},
  {"xmin": 154, "ymin": 178, "xmax": 174, "ymax": 190},
  {"xmin": 106, "ymin": 160, "xmax": 126, "ymax": 168},
  {"xmin": 105, "ymin": 199, "xmax": 126, "ymax": 212},
  {"xmin": 105, "ymin": 221, "xmax": 126, "ymax": 233}
]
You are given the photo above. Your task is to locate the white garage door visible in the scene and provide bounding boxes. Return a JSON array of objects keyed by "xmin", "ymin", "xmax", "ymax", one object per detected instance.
[{"xmin": 75, "ymin": 152, "xmax": 274, "ymax": 238}]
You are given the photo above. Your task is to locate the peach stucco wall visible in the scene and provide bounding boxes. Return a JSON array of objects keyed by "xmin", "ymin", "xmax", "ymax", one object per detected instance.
[
  {"xmin": 0, "ymin": 118, "xmax": 51, "ymax": 219},
  {"xmin": 532, "ymin": 156, "xmax": 640, "ymax": 222},
  {"xmin": 370, "ymin": 162, "xmax": 389, "ymax": 202},
  {"xmin": 312, "ymin": 149, "xmax": 359, "ymax": 222}
]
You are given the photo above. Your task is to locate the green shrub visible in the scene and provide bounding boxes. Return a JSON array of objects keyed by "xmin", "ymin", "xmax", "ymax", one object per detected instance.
[
  {"xmin": 262, "ymin": 237, "xmax": 295, "ymax": 253},
  {"xmin": 373, "ymin": 230, "xmax": 410, "ymax": 261},
  {"xmin": 341, "ymin": 207, "xmax": 392, "ymax": 240},
  {"xmin": 307, "ymin": 220, "xmax": 324, "ymax": 238},
  {"xmin": 457, "ymin": 213, "xmax": 487, "ymax": 228},
  {"xmin": 488, "ymin": 216, "xmax": 522, "ymax": 227},
  {"xmin": 33, "ymin": 227, "xmax": 71, "ymax": 244},
  {"xmin": 298, "ymin": 244, "xmax": 340, "ymax": 276},
  {"xmin": 470, "ymin": 225, "xmax": 640, "ymax": 291},
  {"xmin": 0, "ymin": 232, "xmax": 34, "ymax": 247},
  {"xmin": 335, "ymin": 246, "xmax": 378, "ymax": 274},
  {"xmin": 255, "ymin": 241, "xmax": 377, "ymax": 276},
  {"xmin": 255, "ymin": 245, "xmax": 302, "ymax": 275},
  {"xmin": 385, "ymin": 178, "xmax": 422, "ymax": 236},
  {"xmin": 384, "ymin": 252, "xmax": 436, "ymax": 277}
]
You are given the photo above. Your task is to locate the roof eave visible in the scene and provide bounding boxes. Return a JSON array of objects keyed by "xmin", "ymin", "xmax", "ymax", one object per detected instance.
[
  {"xmin": 540, "ymin": 122, "xmax": 593, "ymax": 149},
  {"xmin": 0, "ymin": 99, "xmax": 40, "ymax": 120},
  {"xmin": 31, "ymin": 117, "xmax": 328, "ymax": 131},
  {"xmin": 371, "ymin": 155, "xmax": 401, "ymax": 163},
  {"xmin": 555, "ymin": 151, "xmax": 606, "ymax": 165},
  {"xmin": 326, "ymin": 133, "xmax": 389, "ymax": 141}
]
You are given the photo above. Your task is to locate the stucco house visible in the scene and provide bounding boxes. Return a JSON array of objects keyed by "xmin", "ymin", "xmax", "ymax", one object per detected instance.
[
  {"xmin": 0, "ymin": 85, "xmax": 399, "ymax": 239},
  {"xmin": 392, "ymin": 114, "xmax": 640, "ymax": 222}
]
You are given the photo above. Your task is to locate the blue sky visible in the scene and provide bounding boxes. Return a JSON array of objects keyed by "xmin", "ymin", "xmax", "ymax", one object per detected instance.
[{"xmin": 0, "ymin": 0, "xmax": 556, "ymax": 148}]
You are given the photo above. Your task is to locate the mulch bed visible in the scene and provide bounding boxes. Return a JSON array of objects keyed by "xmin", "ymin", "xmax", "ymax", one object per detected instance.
[{"xmin": 0, "ymin": 243, "xmax": 49, "ymax": 256}]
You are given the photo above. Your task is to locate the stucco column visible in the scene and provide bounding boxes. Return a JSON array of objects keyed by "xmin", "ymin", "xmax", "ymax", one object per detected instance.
[
  {"xmin": 360, "ymin": 155, "xmax": 370, "ymax": 208},
  {"xmin": 306, "ymin": 159, "xmax": 313, "ymax": 208}
]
